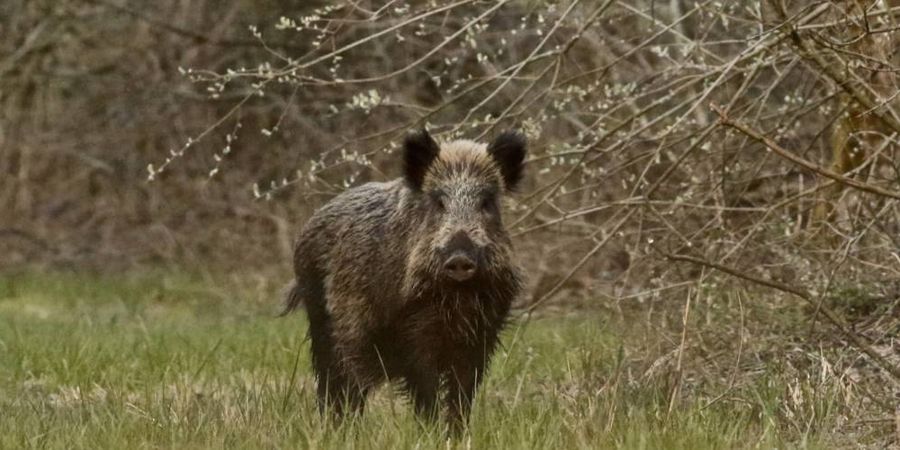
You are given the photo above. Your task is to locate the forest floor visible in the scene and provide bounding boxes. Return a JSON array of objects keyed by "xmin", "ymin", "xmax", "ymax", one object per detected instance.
[{"xmin": 0, "ymin": 271, "xmax": 895, "ymax": 449}]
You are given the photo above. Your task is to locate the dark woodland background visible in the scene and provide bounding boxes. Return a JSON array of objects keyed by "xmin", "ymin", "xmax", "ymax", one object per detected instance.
[{"xmin": 2, "ymin": 0, "xmax": 899, "ymax": 312}]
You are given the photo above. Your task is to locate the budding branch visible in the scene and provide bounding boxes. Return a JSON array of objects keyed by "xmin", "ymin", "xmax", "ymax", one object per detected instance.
[{"xmin": 710, "ymin": 103, "xmax": 900, "ymax": 201}]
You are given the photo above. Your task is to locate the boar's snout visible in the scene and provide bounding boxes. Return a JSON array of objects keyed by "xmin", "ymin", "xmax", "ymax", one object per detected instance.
[
  {"xmin": 441, "ymin": 230, "xmax": 481, "ymax": 282},
  {"xmin": 443, "ymin": 253, "xmax": 476, "ymax": 282}
]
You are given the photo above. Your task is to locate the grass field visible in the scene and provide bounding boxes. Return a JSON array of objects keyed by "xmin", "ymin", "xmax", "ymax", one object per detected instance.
[{"xmin": 0, "ymin": 271, "xmax": 888, "ymax": 449}]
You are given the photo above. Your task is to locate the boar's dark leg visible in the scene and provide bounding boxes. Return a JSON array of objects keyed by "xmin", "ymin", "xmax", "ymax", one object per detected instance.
[
  {"xmin": 444, "ymin": 358, "xmax": 485, "ymax": 433},
  {"xmin": 301, "ymin": 273, "xmax": 367, "ymax": 417},
  {"xmin": 309, "ymin": 327, "xmax": 368, "ymax": 416},
  {"xmin": 404, "ymin": 370, "xmax": 441, "ymax": 422},
  {"xmin": 323, "ymin": 380, "xmax": 368, "ymax": 417},
  {"xmin": 445, "ymin": 330, "xmax": 503, "ymax": 433}
]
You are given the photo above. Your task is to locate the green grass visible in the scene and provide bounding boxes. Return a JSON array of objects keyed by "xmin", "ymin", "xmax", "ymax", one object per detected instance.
[{"xmin": 0, "ymin": 272, "xmax": 857, "ymax": 449}]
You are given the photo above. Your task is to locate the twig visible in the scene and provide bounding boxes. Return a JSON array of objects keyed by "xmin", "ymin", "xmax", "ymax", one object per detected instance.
[
  {"xmin": 87, "ymin": 0, "xmax": 307, "ymax": 51},
  {"xmin": 663, "ymin": 252, "xmax": 900, "ymax": 381},
  {"xmin": 523, "ymin": 209, "xmax": 636, "ymax": 315},
  {"xmin": 666, "ymin": 287, "xmax": 693, "ymax": 423},
  {"xmin": 711, "ymin": 103, "xmax": 900, "ymax": 201}
]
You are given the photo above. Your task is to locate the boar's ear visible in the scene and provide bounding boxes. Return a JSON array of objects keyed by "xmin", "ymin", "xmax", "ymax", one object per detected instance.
[
  {"xmin": 403, "ymin": 129, "xmax": 441, "ymax": 191},
  {"xmin": 487, "ymin": 131, "xmax": 527, "ymax": 191}
]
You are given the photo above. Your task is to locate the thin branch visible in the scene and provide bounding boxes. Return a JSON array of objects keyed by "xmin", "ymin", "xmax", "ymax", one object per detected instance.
[
  {"xmin": 663, "ymin": 252, "xmax": 900, "ymax": 381},
  {"xmin": 711, "ymin": 103, "xmax": 900, "ymax": 200}
]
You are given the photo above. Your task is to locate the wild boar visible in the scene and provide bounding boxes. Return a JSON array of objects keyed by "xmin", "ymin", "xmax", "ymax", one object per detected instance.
[{"xmin": 281, "ymin": 129, "xmax": 526, "ymax": 430}]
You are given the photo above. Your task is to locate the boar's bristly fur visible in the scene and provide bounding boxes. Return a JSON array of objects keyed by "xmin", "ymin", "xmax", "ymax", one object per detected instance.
[{"xmin": 282, "ymin": 129, "xmax": 526, "ymax": 431}]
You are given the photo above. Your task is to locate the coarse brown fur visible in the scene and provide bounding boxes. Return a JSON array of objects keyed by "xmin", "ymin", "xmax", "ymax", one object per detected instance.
[{"xmin": 281, "ymin": 129, "xmax": 527, "ymax": 431}]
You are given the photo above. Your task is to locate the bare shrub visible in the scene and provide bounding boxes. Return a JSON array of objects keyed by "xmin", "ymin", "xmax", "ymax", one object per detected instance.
[{"xmin": 146, "ymin": 0, "xmax": 900, "ymax": 306}]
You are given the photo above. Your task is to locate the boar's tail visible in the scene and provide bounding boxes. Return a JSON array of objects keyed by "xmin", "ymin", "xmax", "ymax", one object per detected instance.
[{"xmin": 278, "ymin": 279, "xmax": 304, "ymax": 317}]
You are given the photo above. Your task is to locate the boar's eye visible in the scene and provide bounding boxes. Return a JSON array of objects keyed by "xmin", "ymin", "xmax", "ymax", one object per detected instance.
[
  {"xmin": 480, "ymin": 196, "xmax": 497, "ymax": 213},
  {"xmin": 430, "ymin": 192, "xmax": 446, "ymax": 211}
]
